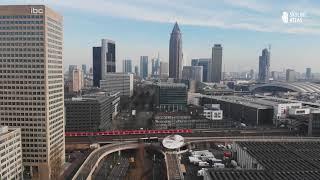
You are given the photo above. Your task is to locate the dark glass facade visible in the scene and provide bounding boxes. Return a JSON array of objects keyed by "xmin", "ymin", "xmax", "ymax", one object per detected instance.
[
  {"xmin": 140, "ymin": 56, "xmax": 148, "ymax": 79},
  {"xmin": 155, "ymin": 83, "xmax": 187, "ymax": 112},
  {"xmin": 106, "ymin": 42, "xmax": 116, "ymax": 72},
  {"xmin": 93, "ymin": 47, "xmax": 101, "ymax": 87}
]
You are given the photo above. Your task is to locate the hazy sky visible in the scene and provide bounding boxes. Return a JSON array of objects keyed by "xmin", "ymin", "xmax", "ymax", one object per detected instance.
[{"xmin": 3, "ymin": 0, "xmax": 320, "ymax": 73}]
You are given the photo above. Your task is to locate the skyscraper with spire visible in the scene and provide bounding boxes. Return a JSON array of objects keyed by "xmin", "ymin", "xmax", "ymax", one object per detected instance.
[{"xmin": 169, "ymin": 22, "xmax": 183, "ymax": 79}]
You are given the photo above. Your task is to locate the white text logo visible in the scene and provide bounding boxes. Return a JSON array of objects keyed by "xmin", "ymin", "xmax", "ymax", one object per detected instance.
[
  {"xmin": 282, "ymin": 11, "xmax": 305, "ymax": 24},
  {"xmin": 31, "ymin": 8, "xmax": 44, "ymax": 14}
]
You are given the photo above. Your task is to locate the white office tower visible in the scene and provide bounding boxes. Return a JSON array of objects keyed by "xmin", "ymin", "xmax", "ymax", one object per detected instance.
[
  {"xmin": 100, "ymin": 73, "xmax": 134, "ymax": 97},
  {"xmin": 0, "ymin": 5, "xmax": 65, "ymax": 179}
]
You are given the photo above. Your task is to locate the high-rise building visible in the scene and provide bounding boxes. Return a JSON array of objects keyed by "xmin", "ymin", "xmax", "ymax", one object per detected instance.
[
  {"xmin": 72, "ymin": 68, "xmax": 83, "ymax": 92},
  {"xmin": 93, "ymin": 47, "xmax": 102, "ymax": 87},
  {"xmin": 69, "ymin": 65, "xmax": 77, "ymax": 74},
  {"xmin": 123, "ymin": 59, "xmax": 132, "ymax": 73},
  {"xmin": 0, "ymin": 5, "xmax": 65, "ymax": 178},
  {"xmin": 93, "ymin": 39, "xmax": 116, "ymax": 87},
  {"xmin": 134, "ymin": 65, "xmax": 139, "ymax": 76},
  {"xmin": 68, "ymin": 64, "xmax": 77, "ymax": 80},
  {"xmin": 191, "ymin": 58, "xmax": 210, "ymax": 82},
  {"xmin": 65, "ymin": 92, "xmax": 120, "ymax": 132},
  {"xmin": 182, "ymin": 66, "xmax": 192, "ymax": 80},
  {"xmin": 160, "ymin": 62, "xmax": 169, "ymax": 78},
  {"xmin": 306, "ymin": 68, "xmax": 312, "ymax": 80},
  {"xmin": 182, "ymin": 66, "xmax": 203, "ymax": 82},
  {"xmin": 140, "ymin": 56, "xmax": 148, "ymax": 79},
  {"xmin": 101, "ymin": 39, "xmax": 116, "ymax": 75},
  {"xmin": 82, "ymin": 64, "xmax": 87, "ymax": 74},
  {"xmin": 169, "ymin": 22, "xmax": 183, "ymax": 79},
  {"xmin": 152, "ymin": 57, "xmax": 160, "ymax": 77},
  {"xmin": 258, "ymin": 48, "xmax": 270, "ymax": 83},
  {"xmin": 100, "ymin": 73, "xmax": 134, "ymax": 97},
  {"xmin": 211, "ymin": 44, "xmax": 223, "ymax": 83},
  {"xmin": 0, "ymin": 126, "xmax": 23, "ymax": 180},
  {"xmin": 249, "ymin": 69, "xmax": 255, "ymax": 80},
  {"xmin": 286, "ymin": 69, "xmax": 296, "ymax": 82},
  {"xmin": 271, "ymin": 71, "xmax": 280, "ymax": 81}
]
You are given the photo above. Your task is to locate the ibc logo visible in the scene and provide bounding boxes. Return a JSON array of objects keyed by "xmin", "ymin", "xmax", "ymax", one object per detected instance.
[{"xmin": 30, "ymin": 7, "xmax": 44, "ymax": 14}]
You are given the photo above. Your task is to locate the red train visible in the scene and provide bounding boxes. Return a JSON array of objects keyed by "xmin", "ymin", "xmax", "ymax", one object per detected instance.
[{"xmin": 65, "ymin": 129, "xmax": 193, "ymax": 137}]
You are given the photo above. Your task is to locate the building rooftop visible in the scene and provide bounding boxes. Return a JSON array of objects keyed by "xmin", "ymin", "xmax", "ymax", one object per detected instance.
[
  {"xmin": 208, "ymin": 169, "xmax": 273, "ymax": 180},
  {"xmin": 237, "ymin": 141, "xmax": 320, "ymax": 172},
  {"xmin": 251, "ymin": 82, "xmax": 320, "ymax": 93},
  {"xmin": 208, "ymin": 95, "xmax": 273, "ymax": 109},
  {"xmin": 206, "ymin": 141, "xmax": 320, "ymax": 180},
  {"xmin": 157, "ymin": 82, "xmax": 186, "ymax": 88}
]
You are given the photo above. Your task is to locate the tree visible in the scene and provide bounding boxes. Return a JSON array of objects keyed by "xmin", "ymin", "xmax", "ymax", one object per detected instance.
[{"xmin": 50, "ymin": 155, "xmax": 63, "ymax": 180}]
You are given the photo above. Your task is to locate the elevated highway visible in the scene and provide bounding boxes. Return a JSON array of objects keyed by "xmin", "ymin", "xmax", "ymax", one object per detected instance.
[
  {"xmin": 66, "ymin": 128, "xmax": 295, "ymax": 145},
  {"xmin": 70, "ymin": 136, "xmax": 320, "ymax": 180},
  {"xmin": 72, "ymin": 142, "xmax": 144, "ymax": 180}
]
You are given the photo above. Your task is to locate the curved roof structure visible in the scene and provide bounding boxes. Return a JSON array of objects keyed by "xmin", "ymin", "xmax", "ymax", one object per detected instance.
[
  {"xmin": 162, "ymin": 134, "xmax": 185, "ymax": 149},
  {"xmin": 250, "ymin": 82, "xmax": 320, "ymax": 93}
]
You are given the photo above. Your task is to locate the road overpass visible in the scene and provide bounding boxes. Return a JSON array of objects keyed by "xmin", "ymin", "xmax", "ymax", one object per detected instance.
[{"xmin": 70, "ymin": 136, "xmax": 320, "ymax": 180}]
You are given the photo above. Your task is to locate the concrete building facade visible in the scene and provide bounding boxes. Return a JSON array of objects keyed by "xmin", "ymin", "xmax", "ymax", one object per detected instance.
[
  {"xmin": 65, "ymin": 92, "xmax": 120, "ymax": 132},
  {"xmin": 0, "ymin": 5, "xmax": 65, "ymax": 178},
  {"xmin": 306, "ymin": 68, "xmax": 312, "ymax": 80},
  {"xmin": 0, "ymin": 126, "xmax": 23, "ymax": 180},
  {"xmin": 134, "ymin": 65, "xmax": 139, "ymax": 76},
  {"xmin": 123, "ymin": 59, "xmax": 132, "ymax": 73},
  {"xmin": 182, "ymin": 66, "xmax": 203, "ymax": 82},
  {"xmin": 160, "ymin": 61, "xmax": 169, "ymax": 78},
  {"xmin": 72, "ymin": 67, "xmax": 83, "ymax": 92},
  {"xmin": 100, "ymin": 73, "xmax": 134, "ymax": 97},
  {"xmin": 286, "ymin": 69, "xmax": 296, "ymax": 82},
  {"xmin": 191, "ymin": 58, "xmax": 210, "ymax": 82},
  {"xmin": 203, "ymin": 104, "xmax": 223, "ymax": 120},
  {"xmin": 211, "ymin": 44, "xmax": 223, "ymax": 83}
]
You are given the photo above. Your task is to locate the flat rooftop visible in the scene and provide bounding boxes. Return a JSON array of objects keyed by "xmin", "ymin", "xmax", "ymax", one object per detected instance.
[
  {"xmin": 206, "ymin": 141, "xmax": 320, "ymax": 180},
  {"xmin": 237, "ymin": 141, "xmax": 320, "ymax": 172},
  {"xmin": 205, "ymin": 95, "xmax": 273, "ymax": 109}
]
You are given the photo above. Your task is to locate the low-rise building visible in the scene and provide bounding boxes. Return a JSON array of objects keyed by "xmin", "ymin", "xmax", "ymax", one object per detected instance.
[
  {"xmin": 65, "ymin": 92, "xmax": 120, "ymax": 132},
  {"xmin": 155, "ymin": 83, "xmax": 187, "ymax": 112},
  {"xmin": 203, "ymin": 104, "xmax": 223, "ymax": 120},
  {"xmin": 100, "ymin": 73, "xmax": 134, "ymax": 97},
  {"xmin": 0, "ymin": 126, "xmax": 23, "ymax": 180},
  {"xmin": 200, "ymin": 140, "xmax": 320, "ymax": 180},
  {"xmin": 154, "ymin": 112, "xmax": 232, "ymax": 129},
  {"xmin": 201, "ymin": 96, "xmax": 274, "ymax": 126}
]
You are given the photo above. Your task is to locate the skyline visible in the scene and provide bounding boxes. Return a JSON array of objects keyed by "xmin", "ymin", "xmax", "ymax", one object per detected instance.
[{"xmin": 2, "ymin": 0, "xmax": 320, "ymax": 72}]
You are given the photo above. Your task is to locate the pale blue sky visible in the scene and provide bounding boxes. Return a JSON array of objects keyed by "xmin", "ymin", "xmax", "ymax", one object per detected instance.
[{"xmin": 3, "ymin": 0, "xmax": 320, "ymax": 72}]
